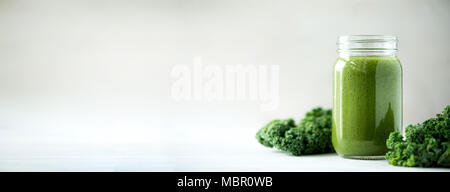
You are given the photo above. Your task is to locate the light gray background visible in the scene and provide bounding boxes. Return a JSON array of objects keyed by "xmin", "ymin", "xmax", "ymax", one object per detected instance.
[{"xmin": 0, "ymin": 0, "xmax": 448, "ymax": 171}]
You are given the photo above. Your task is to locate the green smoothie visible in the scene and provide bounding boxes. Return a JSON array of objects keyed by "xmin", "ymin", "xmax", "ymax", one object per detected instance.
[{"xmin": 332, "ymin": 56, "xmax": 402, "ymax": 157}]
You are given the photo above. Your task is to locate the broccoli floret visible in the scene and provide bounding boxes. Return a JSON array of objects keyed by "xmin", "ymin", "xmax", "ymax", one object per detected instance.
[
  {"xmin": 385, "ymin": 105, "xmax": 450, "ymax": 167},
  {"xmin": 255, "ymin": 107, "xmax": 334, "ymax": 156}
]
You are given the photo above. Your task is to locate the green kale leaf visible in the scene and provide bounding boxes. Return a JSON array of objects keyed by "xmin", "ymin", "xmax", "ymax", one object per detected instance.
[
  {"xmin": 255, "ymin": 107, "xmax": 334, "ymax": 156},
  {"xmin": 385, "ymin": 105, "xmax": 450, "ymax": 167}
]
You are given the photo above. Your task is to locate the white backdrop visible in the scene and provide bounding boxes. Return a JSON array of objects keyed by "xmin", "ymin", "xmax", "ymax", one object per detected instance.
[{"xmin": 0, "ymin": 0, "xmax": 448, "ymax": 171}]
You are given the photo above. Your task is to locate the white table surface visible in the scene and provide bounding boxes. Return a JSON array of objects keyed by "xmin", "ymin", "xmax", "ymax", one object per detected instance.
[{"xmin": 0, "ymin": 140, "xmax": 448, "ymax": 172}]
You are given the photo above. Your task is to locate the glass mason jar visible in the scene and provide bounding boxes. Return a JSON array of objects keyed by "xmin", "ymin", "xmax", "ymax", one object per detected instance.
[{"xmin": 332, "ymin": 35, "xmax": 402, "ymax": 160}]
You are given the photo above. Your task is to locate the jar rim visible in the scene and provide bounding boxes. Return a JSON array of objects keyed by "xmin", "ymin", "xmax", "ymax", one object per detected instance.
[
  {"xmin": 337, "ymin": 35, "xmax": 398, "ymax": 52},
  {"xmin": 338, "ymin": 35, "xmax": 398, "ymax": 43}
]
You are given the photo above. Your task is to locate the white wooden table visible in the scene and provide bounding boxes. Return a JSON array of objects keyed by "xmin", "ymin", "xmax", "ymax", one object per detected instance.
[{"xmin": 0, "ymin": 140, "xmax": 448, "ymax": 172}]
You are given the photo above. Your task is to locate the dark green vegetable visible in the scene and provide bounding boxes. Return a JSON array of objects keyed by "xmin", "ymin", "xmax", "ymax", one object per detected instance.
[
  {"xmin": 386, "ymin": 105, "xmax": 450, "ymax": 167},
  {"xmin": 255, "ymin": 107, "xmax": 334, "ymax": 156},
  {"xmin": 256, "ymin": 118, "xmax": 295, "ymax": 148}
]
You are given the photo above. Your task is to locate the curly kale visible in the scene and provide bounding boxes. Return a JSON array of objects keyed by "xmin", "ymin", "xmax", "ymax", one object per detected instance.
[
  {"xmin": 255, "ymin": 107, "xmax": 334, "ymax": 156},
  {"xmin": 386, "ymin": 105, "xmax": 450, "ymax": 167},
  {"xmin": 256, "ymin": 119, "xmax": 295, "ymax": 148}
]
